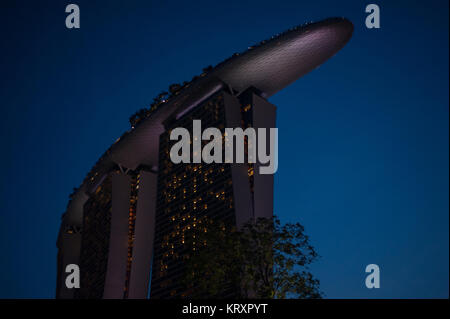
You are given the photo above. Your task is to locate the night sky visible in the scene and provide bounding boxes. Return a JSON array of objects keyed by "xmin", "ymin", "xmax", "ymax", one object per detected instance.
[{"xmin": 0, "ymin": 0, "xmax": 448, "ymax": 298}]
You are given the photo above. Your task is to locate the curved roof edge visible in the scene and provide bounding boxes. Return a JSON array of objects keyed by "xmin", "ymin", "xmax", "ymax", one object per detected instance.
[{"xmin": 60, "ymin": 17, "xmax": 353, "ymax": 227}]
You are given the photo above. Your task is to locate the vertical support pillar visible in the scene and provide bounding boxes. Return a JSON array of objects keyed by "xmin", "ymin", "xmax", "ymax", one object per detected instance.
[
  {"xmin": 223, "ymin": 92, "xmax": 254, "ymax": 229},
  {"xmin": 103, "ymin": 172, "xmax": 131, "ymax": 299},
  {"xmin": 252, "ymin": 93, "xmax": 276, "ymax": 220},
  {"xmin": 128, "ymin": 170, "xmax": 158, "ymax": 299},
  {"xmin": 56, "ymin": 191, "xmax": 88, "ymax": 299}
]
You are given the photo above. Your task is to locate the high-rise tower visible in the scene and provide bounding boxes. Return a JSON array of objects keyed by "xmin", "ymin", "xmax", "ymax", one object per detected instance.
[{"xmin": 56, "ymin": 17, "xmax": 353, "ymax": 299}]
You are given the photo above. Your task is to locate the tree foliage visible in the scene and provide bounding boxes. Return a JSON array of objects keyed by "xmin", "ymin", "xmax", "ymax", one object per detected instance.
[{"xmin": 183, "ymin": 216, "xmax": 322, "ymax": 299}]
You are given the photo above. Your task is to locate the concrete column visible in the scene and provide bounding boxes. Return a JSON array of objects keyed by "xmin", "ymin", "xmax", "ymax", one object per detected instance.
[
  {"xmin": 223, "ymin": 92, "xmax": 254, "ymax": 229},
  {"xmin": 56, "ymin": 190, "xmax": 88, "ymax": 299},
  {"xmin": 56, "ymin": 232, "xmax": 82, "ymax": 298},
  {"xmin": 103, "ymin": 173, "xmax": 131, "ymax": 299},
  {"xmin": 128, "ymin": 171, "xmax": 157, "ymax": 299},
  {"xmin": 252, "ymin": 93, "xmax": 276, "ymax": 220}
]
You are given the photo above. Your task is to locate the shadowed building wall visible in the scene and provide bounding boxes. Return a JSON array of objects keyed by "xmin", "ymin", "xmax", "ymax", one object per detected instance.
[{"xmin": 56, "ymin": 17, "xmax": 352, "ymax": 299}]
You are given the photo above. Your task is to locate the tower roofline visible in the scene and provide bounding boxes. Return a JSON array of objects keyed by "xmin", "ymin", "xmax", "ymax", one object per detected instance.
[{"xmin": 61, "ymin": 17, "xmax": 353, "ymax": 225}]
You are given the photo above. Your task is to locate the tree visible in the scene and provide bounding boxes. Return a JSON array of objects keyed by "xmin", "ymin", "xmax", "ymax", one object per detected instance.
[{"xmin": 183, "ymin": 216, "xmax": 322, "ymax": 299}]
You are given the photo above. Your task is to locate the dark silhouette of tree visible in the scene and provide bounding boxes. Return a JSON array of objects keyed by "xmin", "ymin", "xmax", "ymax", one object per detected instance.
[{"xmin": 183, "ymin": 216, "xmax": 322, "ymax": 299}]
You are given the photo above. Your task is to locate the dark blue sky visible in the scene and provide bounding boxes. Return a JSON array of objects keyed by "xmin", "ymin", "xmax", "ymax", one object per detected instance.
[{"xmin": 0, "ymin": 0, "xmax": 448, "ymax": 298}]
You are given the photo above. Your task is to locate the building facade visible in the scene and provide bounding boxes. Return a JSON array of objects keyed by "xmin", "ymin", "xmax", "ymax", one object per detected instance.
[
  {"xmin": 56, "ymin": 86, "xmax": 276, "ymax": 299},
  {"xmin": 56, "ymin": 17, "xmax": 353, "ymax": 299}
]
